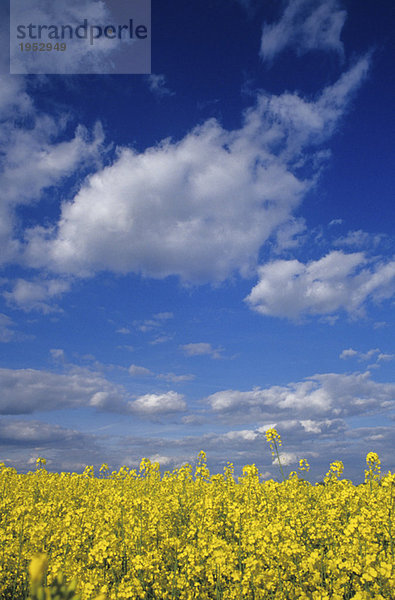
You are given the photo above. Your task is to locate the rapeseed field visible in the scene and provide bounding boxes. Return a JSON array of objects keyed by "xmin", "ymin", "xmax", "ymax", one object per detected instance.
[{"xmin": 0, "ymin": 430, "xmax": 393, "ymax": 599}]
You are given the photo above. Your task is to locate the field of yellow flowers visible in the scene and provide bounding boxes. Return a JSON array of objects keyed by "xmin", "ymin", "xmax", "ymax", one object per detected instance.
[{"xmin": 0, "ymin": 430, "xmax": 393, "ymax": 600}]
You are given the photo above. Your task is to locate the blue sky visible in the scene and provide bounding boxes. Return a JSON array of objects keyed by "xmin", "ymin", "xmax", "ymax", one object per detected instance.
[{"xmin": 0, "ymin": 0, "xmax": 394, "ymax": 483}]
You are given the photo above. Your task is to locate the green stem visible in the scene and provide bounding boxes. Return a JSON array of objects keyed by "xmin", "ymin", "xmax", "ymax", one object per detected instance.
[{"xmin": 273, "ymin": 441, "xmax": 285, "ymax": 482}]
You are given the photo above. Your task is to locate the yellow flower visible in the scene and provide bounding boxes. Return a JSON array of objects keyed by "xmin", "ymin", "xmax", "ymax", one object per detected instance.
[
  {"xmin": 324, "ymin": 460, "xmax": 344, "ymax": 481},
  {"xmin": 298, "ymin": 458, "xmax": 310, "ymax": 472},
  {"xmin": 365, "ymin": 451, "xmax": 381, "ymax": 483},
  {"xmin": 366, "ymin": 452, "xmax": 380, "ymax": 466},
  {"xmin": 265, "ymin": 428, "xmax": 282, "ymax": 445},
  {"xmin": 0, "ymin": 443, "xmax": 391, "ymax": 600}
]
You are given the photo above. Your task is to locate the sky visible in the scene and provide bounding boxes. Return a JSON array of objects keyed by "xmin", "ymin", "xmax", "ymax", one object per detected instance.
[{"xmin": 0, "ymin": 0, "xmax": 394, "ymax": 483}]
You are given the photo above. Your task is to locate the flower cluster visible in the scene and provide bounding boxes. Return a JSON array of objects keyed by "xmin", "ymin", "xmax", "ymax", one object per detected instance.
[
  {"xmin": 365, "ymin": 452, "xmax": 381, "ymax": 485},
  {"xmin": 324, "ymin": 460, "xmax": 345, "ymax": 483}
]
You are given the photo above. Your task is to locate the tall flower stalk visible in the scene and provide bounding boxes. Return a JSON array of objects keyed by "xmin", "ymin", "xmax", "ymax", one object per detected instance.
[{"xmin": 265, "ymin": 428, "xmax": 285, "ymax": 482}]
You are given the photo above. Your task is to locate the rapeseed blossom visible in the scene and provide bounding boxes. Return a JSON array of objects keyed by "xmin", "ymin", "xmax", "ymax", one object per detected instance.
[
  {"xmin": 365, "ymin": 451, "xmax": 381, "ymax": 487},
  {"xmin": 0, "ymin": 446, "xmax": 393, "ymax": 599}
]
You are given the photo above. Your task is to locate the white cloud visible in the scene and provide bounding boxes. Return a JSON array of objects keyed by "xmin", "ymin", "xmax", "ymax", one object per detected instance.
[
  {"xmin": 150, "ymin": 335, "xmax": 173, "ymax": 345},
  {"xmin": 181, "ymin": 343, "xmax": 223, "ymax": 359},
  {"xmin": 128, "ymin": 364, "xmax": 153, "ymax": 377},
  {"xmin": 260, "ymin": 0, "xmax": 347, "ymax": 62},
  {"xmin": 134, "ymin": 313, "xmax": 173, "ymax": 333},
  {"xmin": 300, "ymin": 419, "xmax": 329, "ymax": 434},
  {"xmin": 118, "ymin": 345, "xmax": 135, "ymax": 352},
  {"xmin": 128, "ymin": 363, "xmax": 193, "ymax": 382},
  {"xmin": 148, "ymin": 454, "xmax": 173, "ymax": 466},
  {"xmin": 23, "ymin": 58, "xmax": 369, "ymax": 283},
  {"xmin": 340, "ymin": 348, "xmax": 358, "ymax": 359},
  {"xmin": 0, "ymin": 75, "xmax": 32, "ymax": 117},
  {"xmin": 0, "ymin": 366, "xmax": 127, "ymax": 415},
  {"xmin": 357, "ymin": 349, "xmax": 379, "ymax": 361},
  {"xmin": 157, "ymin": 372, "xmax": 195, "ymax": 383},
  {"xmin": 333, "ymin": 229, "xmax": 385, "ymax": 249},
  {"xmin": 245, "ymin": 251, "xmax": 395, "ymax": 320},
  {"xmin": 273, "ymin": 217, "xmax": 306, "ymax": 253},
  {"xmin": 0, "ymin": 418, "xmax": 89, "ymax": 448},
  {"xmin": 207, "ymin": 371, "xmax": 395, "ymax": 423},
  {"xmin": 378, "ymin": 353, "xmax": 395, "ymax": 362},
  {"xmin": 154, "ymin": 312, "xmax": 174, "ymax": 320},
  {"xmin": 3, "ymin": 277, "xmax": 71, "ymax": 313},
  {"xmin": 340, "ymin": 347, "xmax": 394, "ymax": 365},
  {"xmin": 146, "ymin": 74, "xmax": 174, "ymax": 97},
  {"xmin": 222, "ymin": 429, "xmax": 260, "ymax": 441},
  {"xmin": 0, "ymin": 97, "xmax": 104, "ymax": 205},
  {"xmin": 117, "ymin": 327, "xmax": 131, "ymax": 335},
  {"xmin": 0, "ymin": 364, "xmax": 186, "ymax": 420},
  {"xmin": 2, "ymin": 120, "xmax": 104, "ymax": 207},
  {"xmin": 0, "ymin": 76, "xmax": 104, "ymax": 267},
  {"xmin": 272, "ymin": 452, "xmax": 298, "ymax": 467},
  {"xmin": 127, "ymin": 391, "xmax": 186, "ymax": 415},
  {"xmin": 50, "ymin": 348, "xmax": 65, "ymax": 361}
]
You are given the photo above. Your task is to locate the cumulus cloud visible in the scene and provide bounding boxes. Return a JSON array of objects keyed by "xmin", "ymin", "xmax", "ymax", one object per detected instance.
[
  {"xmin": 221, "ymin": 429, "xmax": 261, "ymax": 442},
  {"xmin": 1, "ymin": 119, "xmax": 104, "ymax": 207},
  {"xmin": 260, "ymin": 0, "xmax": 347, "ymax": 62},
  {"xmin": 0, "ymin": 418, "xmax": 90, "ymax": 448},
  {"xmin": 0, "ymin": 366, "xmax": 127, "ymax": 415},
  {"xmin": 245, "ymin": 251, "xmax": 395, "ymax": 320},
  {"xmin": 207, "ymin": 371, "xmax": 395, "ymax": 423},
  {"xmin": 23, "ymin": 58, "xmax": 369, "ymax": 283},
  {"xmin": 272, "ymin": 452, "xmax": 298, "ymax": 467},
  {"xmin": 127, "ymin": 391, "xmax": 186, "ymax": 415},
  {"xmin": 181, "ymin": 343, "xmax": 223, "ymax": 359},
  {"xmin": 3, "ymin": 277, "xmax": 71, "ymax": 313},
  {"xmin": 0, "ymin": 365, "xmax": 190, "ymax": 420},
  {"xmin": 147, "ymin": 454, "xmax": 174, "ymax": 466},
  {"xmin": 0, "ymin": 76, "xmax": 104, "ymax": 267}
]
